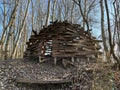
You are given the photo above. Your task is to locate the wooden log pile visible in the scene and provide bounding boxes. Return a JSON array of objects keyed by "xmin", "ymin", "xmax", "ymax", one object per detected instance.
[{"xmin": 24, "ymin": 20, "xmax": 102, "ymax": 64}]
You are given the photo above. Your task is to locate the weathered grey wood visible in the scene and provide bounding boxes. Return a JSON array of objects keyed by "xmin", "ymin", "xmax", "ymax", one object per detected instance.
[
  {"xmin": 76, "ymin": 58, "xmax": 80, "ymax": 62},
  {"xmin": 52, "ymin": 51, "xmax": 102, "ymax": 57},
  {"xmin": 39, "ymin": 56, "xmax": 41, "ymax": 62},
  {"xmin": 62, "ymin": 59, "xmax": 67, "ymax": 67},
  {"xmin": 17, "ymin": 78, "xmax": 71, "ymax": 84},
  {"xmin": 66, "ymin": 27, "xmax": 76, "ymax": 33},
  {"xmin": 71, "ymin": 57, "xmax": 74, "ymax": 63},
  {"xmin": 54, "ymin": 57, "xmax": 57, "ymax": 65}
]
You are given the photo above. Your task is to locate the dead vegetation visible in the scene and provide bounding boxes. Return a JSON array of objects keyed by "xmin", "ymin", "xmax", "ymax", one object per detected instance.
[{"xmin": 0, "ymin": 58, "xmax": 120, "ymax": 90}]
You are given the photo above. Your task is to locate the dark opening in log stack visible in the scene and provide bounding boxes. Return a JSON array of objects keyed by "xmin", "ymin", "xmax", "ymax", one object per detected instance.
[{"xmin": 24, "ymin": 20, "xmax": 102, "ymax": 64}]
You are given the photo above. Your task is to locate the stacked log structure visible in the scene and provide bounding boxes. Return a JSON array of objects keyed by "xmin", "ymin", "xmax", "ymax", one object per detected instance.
[{"xmin": 24, "ymin": 20, "xmax": 102, "ymax": 64}]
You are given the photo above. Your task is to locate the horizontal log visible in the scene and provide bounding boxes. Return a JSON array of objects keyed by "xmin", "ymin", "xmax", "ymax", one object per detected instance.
[
  {"xmin": 17, "ymin": 78, "xmax": 71, "ymax": 84},
  {"xmin": 52, "ymin": 54, "xmax": 76, "ymax": 57},
  {"xmin": 90, "ymin": 40, "xmax": 103, "ymax": 42},
  {"xmin": 53, "ymin": 43, "xmax": 94, "ymax": 47},
  {"xmin": 52, "ymin": 47, "xmax": 79, "ymax": 50},
  {"xmin": 52, "ymin": 47, "xmax": 96, "ymax": 51},
  {"xmin": 53, "ymin": 49, "xmax": 77, "ymax": 52},
  {"xmin": 52, "ymin": 50, "xmax": 102, "ymax": 56},
  {"xmin": 64, "ymin": 31, "xmax": 74, "ymax": 35},
  {"xmin": 73, "ymin": 39, "xmax": 103, "ymax": 43},
  {"xmin": 66, "ymin": 27, "xmax": 76, "ymax": 33},
  {"xmin": 82, "ymin": 46, "xmax": 100, "ymax": 51}
]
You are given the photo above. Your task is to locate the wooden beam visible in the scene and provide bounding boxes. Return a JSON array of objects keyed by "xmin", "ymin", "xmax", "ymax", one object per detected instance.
[
  {"xmin": 52, "ymin": 51, "xmax": 102, "ymax": 57},
  {"xmin": 66, "ymin": 27, "xmax": 76, "ymax": 33},
  {"xmin": 17, "ymin": 78, "xmax": 71, "ymax": 84},
  {"xmin": 54, "ymin": 57, "xmax": 57, "ymax": 65}
]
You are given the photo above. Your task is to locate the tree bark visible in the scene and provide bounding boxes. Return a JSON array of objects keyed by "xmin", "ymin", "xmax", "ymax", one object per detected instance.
[
  {"xmin": 73, "ymin": 0, "xmax": 89, "ymax": 30},
  {"xmin": 112, "ymin": 0, "xmax": 120, "ymax": 64},
  {"xmin": 52, "ymin": 0, "xmax": 56, "ymax": 22},
  {"xmin": 57, "ymin": 2, "xmax": 62, "ymax": 21},
  {"xmin": 31, "ymin": 0, "xmax": 34, "ymax": 30},
  {"xmin": 0, "ymin": 0, "xmax": 6, "ymax": 59},
  {"xmin": 100, "ymin": 0, "xmax": 109, "ymax": 60},
  {"xmin": 71, "ymin": 1, "xmax": 75, "ymax": 22},
  {"xmin": 11, "ymin": 0, "xmax": 30, "ymax": 59},
  {"xmin": 1, "ymin": 0, "xmax": 19, "ymax": 59},
  {"xmin": 83, "ymin": 0, "xmax": 87, "ymax": 28},
  {"xmin": 104, "ymin": 0, "xmax": 113, "ymax": 61},
  {"xmin": 4, "ymin": 1, "xmax": 19, "ymax": 59},
  {"xmin": 45, "ymin": 0, "xmax": 51, "ymax": 26}
]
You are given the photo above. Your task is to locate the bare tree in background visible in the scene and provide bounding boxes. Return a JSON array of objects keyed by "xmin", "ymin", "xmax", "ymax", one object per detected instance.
[
  {"xmin": 31, "ymin": 0, "xmax": 34, "ymax": 30},
  {"xmin": 73, "ymin": 0, "xmax": 89, "ymax": 30},
  {"xmin": 112, "ymin": 0, "xmax": 120, "ymax": 68},
  {"xmin": 34, "ymin": 0, "xmax": 45, "ymax": 31},
  {"xmin": 11, "ymin": 0, "xmax": 30, "ymax": 59},
  {"xmin": 100, "ymin": 0, "xmax": 109, "ymax": 61},
  {"xmin": 104, "ymin": 0, "xmax": 113, "ymax": 61},
  {"xmin": 73, "ymin": 0, "xmax": 98, "ymax": 30},
  {"xmin": 0, "ymin": 0, "xmax": 20, "ymax": 59},
  {"xmin": 113, "ymin": 0, "xmax": 120, "ymax": 48},
  {"xmin": 45, "ymin": 0, "xmax": 51, "ymax": 26},
  {"xmin": 51, "ymin": 0, "xmax": 56, "ymax": 22},
  {"xmin": 70, "ymin": 1, "xmax": 75, "ymax": 22},
  {"xmin": 56, "ymin": 1, "xmax": 62, "ymax": 21},
  {"xmin": 4, "ymin": 0, "xmax": 19, "ymax": 59}
]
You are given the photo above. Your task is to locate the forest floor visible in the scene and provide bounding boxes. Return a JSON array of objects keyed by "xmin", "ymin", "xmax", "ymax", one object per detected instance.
[{"xmin": 0, "ymin": 58, "xmax": 120, "ymax": 90}]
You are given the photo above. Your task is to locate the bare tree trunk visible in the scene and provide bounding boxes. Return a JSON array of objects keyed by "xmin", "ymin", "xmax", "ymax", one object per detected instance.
[
  {"xmin": 1, "ymin": 0, "xmax": 19, "ymax": 45},
  {"xmin": 73, "ymin": 0, "xmax": 89, "ymax": 30},
  {"xmin": 1, "ymin": 0, "xmax": 19, "ymax": 59},
  {"xmin": 31, "ymin": 0, "xmax": 34, "ymax": 30},
  {"xmin": 71, "ymin": 2, "xmax": 75, "ymax": 22},
  {"xmin": 83, "ymin": 0, "xmax": 87, "ymax": 28},
  {"xmin": 11, "ymin": 0, "xmax": 30, "ymax": 59},
  {"xmin": 52, "ymin": 0, "xmax": 56, "ymax": 22},
  {"xmin": 112, "ymin": 0, "xmax": 120, "ymax": 65},
  {"xmin": 104, "ymin": 0, "xmax": 113, "ymax": 61},
  {"xmin": 100, "ymin": 0, "xmax": 109, "ymax": 61},
  {"xmin": 45, "ymin": 0, "xmax": 51, "ymax": 26},
  {"xmin": 57, "ymin": 2, "xmax": 62, "ymax": 21},
  {"xmin": 0, "ymin": 0, "xmax": 6, "ymax": 59},
  {"xmin": 113, "ymin": 0, "xmax": 120, "ymax": 43},
  {"xmin": 62, "ymin": 0, "xmax": 70, "ymax": 20},
  {"xmin": 20, "ymin": 23, "xmax": 27, "ymax": 58},
  {"xmin": 4, "ymin": 3, "xmax": 19, "ymax": 59}
]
